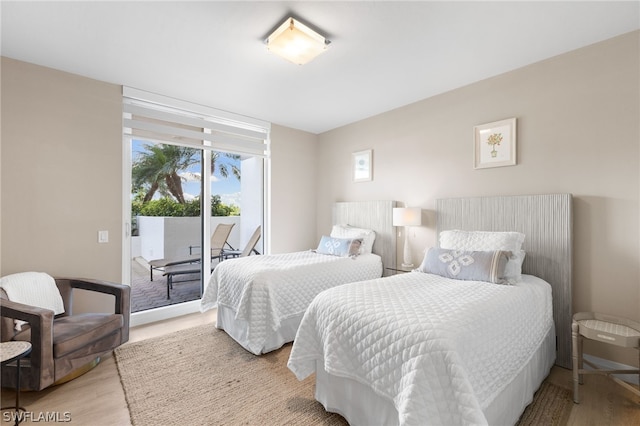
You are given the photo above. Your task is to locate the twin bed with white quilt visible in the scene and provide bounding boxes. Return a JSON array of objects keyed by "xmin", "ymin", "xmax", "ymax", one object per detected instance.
[
  {"xmin": 288, "ymin": 194, "xmax": 573, "ymax": 425},
  {"xmin": 200, "ymin": 200, "xmax": 397, "ymax": 355},
  {"xmin": 288, "ymin": 271, "xmax": 555, "ymax": 425},
  {"xmin": 200, "ymin": 249, "xmax": 381, "ymax": 354}
]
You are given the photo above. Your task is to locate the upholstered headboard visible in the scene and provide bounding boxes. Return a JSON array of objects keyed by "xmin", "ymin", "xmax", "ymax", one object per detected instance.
[
  {"xmin": 436, "ymin": 194, "xmax": 573, "ymax": 369},
  {"xmin": 333, "ymin": 200, "xmax": 397, "ymax": 275}
]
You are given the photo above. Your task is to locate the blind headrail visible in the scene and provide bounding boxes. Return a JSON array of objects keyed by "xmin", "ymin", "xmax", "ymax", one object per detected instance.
[{"xmin": 122, "ymin": 87, "xmax": 270, "ymax": 157}]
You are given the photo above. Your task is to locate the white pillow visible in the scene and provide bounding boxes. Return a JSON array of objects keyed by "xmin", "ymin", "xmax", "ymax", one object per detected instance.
[
  {"xmin": 330, "ymin": 224, "xmax": 376, "ymax": 254},
  {"xmin": 439, "ymin": 230, "xmax": 526, "ymax": 283}
]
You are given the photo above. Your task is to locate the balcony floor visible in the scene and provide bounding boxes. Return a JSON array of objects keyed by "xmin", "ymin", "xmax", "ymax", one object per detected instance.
[{"xmin": 130, "ymin": 257, "xmax": 202, "ymax": 313}]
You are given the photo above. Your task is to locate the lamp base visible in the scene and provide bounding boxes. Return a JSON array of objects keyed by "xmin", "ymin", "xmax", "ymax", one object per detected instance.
[{"xmin": 401, "ymin": 227, "xmax": 414, "ymax": 270}]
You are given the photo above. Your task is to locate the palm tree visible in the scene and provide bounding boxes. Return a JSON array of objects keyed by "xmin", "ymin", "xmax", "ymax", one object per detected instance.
[
  {"xmin": 212, "ymin": 151, "xmax": 241, "ymax": 180},
  {"xmin": 132, "ymin": 144, "xmax": 196, "ymax": 203},
  {"xmin": 132, "ymin": 143, "xmax": 241, "ymax": 204}
]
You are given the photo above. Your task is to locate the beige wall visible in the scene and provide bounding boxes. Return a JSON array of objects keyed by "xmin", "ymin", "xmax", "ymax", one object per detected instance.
[
  {"xmin": 317, "ymin": 31, "xmax": 639, "ymax": 367},
  {"xmin": 1, "ymin": 57, "xmax": 123, "ymax": 312},
  {"xmin": 269, "ymin": 124, "xmax": 318, "ymax": 253}
]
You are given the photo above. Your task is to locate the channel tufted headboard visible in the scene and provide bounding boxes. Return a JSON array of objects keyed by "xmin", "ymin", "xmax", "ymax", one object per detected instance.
[
  {"xmin": 333, "ymin": 200, "xmax": 397, "ymax": 276},
  {"xmin": 436, "ymin": 194, "xmax": 573, "ymax": 368}
]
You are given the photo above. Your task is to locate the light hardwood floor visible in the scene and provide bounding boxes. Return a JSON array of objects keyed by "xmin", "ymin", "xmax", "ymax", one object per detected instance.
[{"xmin": 2, "ymin": 310, "xmax": 638, "ymax": 425}]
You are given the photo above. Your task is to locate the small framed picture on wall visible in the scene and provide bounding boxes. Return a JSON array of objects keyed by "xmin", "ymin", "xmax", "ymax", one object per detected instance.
[
  {"xmin": 474, "ymin": 118, "xmax": 517, "ymax": 169},
  {"xmin": 352, "ymin": 149, "xmax": 373, "ymax": 182}
]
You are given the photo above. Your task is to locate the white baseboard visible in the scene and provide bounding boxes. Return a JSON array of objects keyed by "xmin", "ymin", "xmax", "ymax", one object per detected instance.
[{"xmin": 583, "ymin": 354, "xmax": 639, "ymax": 385}]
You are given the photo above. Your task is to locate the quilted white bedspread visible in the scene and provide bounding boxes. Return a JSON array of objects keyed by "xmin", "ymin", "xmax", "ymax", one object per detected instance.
[
  {"xmin": 200, "ymin": 251, "xmax": 382, "ymax": 354},
  {"xmin": 288, "ymin": 272, "xmax": 553, "ymax": 426}
]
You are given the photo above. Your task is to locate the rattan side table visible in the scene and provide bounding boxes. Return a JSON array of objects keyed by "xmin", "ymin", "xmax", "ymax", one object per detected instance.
[{"xmin": 1, "ymin": 341, "xmax": 32, "ymax": 425}]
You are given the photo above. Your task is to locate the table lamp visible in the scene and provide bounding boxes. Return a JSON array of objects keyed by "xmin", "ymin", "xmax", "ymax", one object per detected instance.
[{"xmin": 392, "ymin": 207, "xmax": 422, "ymax": 268}]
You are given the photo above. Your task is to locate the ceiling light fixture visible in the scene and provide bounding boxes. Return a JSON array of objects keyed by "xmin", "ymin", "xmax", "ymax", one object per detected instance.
[{"xmin": 266, "ymin": 17, "xmax": 330, "ymax": 65}]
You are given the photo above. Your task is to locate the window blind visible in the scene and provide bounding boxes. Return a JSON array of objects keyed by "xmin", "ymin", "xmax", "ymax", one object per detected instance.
[{"xmin": 123, "ymin": 87, "xmax": 270, "ymax": 157}]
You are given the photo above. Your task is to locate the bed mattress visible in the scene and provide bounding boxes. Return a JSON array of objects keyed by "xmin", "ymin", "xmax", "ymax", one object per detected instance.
[
  {"xmin": 288, "ymin": 273, "xmax": 554, "ymax": 425},
  {"xmin": 200, "ymin": 251, "xmax": 382, "ymax": 354}
]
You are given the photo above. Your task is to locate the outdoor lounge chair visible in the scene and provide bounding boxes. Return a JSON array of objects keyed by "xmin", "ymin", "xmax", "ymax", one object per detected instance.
[
  {"xmin": 148, "ymin": 223, "xmax": 235, "ymax": 281},
  {"xmin": 221, "ymin": 225, "xmax": 261, "ymax": 259},
  {"xmin": 162, "ymin": 263, "xmax": 213, "ymax": 298},
  {"xmin": 163, "ymin": 225, "xmax": 261, "ymax": 299}
]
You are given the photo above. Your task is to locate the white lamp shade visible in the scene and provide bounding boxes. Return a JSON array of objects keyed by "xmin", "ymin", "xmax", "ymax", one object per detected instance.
[{"xmin": 392, "ymin": 207, "xmax": 422, "ymax": 227}]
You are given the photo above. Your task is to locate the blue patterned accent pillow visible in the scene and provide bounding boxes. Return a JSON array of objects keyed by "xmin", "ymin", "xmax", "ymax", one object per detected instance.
[
  {"xmin": 315, "ymin": 236, "xmax": 363, "ymax": 258},
  {"xmin": 417, "ymin": 248, "xmax": 511, "ymax": 284}
]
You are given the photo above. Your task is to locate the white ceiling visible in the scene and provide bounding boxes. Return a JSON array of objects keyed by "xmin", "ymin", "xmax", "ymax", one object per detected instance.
[{"xmin": 2, "ymin": 1, "xmax": 638, "ymax": 134}]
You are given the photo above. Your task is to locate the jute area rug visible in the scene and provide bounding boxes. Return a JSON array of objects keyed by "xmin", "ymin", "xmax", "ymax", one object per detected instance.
[{"xmin": 114, "ymin": 323, "xmax": 572, "ymax": 426}]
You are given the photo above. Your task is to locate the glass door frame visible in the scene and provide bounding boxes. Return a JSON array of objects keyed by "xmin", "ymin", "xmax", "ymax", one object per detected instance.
[{"xmin": 123, "ymin": 138, "xmax": 212, "ymax": 327}]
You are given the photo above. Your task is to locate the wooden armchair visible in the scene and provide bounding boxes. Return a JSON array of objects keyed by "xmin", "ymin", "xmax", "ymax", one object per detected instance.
[{"xmin": 0, "ymin": 277, "xmax": 130, "ymax": 391}]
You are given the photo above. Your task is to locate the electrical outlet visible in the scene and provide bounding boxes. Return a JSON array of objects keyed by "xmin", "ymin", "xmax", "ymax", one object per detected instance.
[{"xmin": 98, "ymin": 230, "xmax": 109, "ymax": 243}]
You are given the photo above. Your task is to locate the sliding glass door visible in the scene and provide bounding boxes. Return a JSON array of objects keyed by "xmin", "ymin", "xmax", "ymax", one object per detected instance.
[
  {"xmin": 122, "ymin": 87, "xmax": 269, "ymax": 323},
  {"xmin": 129, "ymin": 140, "xmax": 202, "ymax": 312},
  {"xmin": 127, "ymin": 139, "xmax": 264, "ymax": 314}
]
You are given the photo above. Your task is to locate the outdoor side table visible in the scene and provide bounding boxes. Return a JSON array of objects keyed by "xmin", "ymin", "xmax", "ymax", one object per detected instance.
[
  {"xmin": 1, "ymin": 341, "xmax": 32, "ymax": 425},
  {"xmin": 572, "ymin": 312, "xmax": 640, "ymax": 404}
]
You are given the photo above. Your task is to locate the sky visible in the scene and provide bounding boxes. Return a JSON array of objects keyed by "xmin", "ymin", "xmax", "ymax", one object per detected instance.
[{"xmin": 132, "ymin": 140, "xmax": 241, "ymax": 207}]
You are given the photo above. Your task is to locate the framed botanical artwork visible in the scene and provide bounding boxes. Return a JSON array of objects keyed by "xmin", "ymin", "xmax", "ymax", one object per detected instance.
[
  {"xmin": 474, "ymin": 118, "xmax": 517, "ymax": 169},
  {"xmin": 352, "ymin": 149, "xmax": 373, "ymax": 182}
]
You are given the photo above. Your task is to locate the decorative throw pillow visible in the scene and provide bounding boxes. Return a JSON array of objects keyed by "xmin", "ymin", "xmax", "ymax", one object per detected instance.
[
  {"xmin": 417, "ymin": 247, "xmax": 511, "ymax": 284},
  {"xmin": 439, "ymin": 230, "xmax": 526, "ymax": 283},
  {"xmin": 330, "ymin": 225, "xmax": 376, "ymax": 254},
  {"xmin": 316, "ymin": 236, "xmax": 363, "ymax": 258}
]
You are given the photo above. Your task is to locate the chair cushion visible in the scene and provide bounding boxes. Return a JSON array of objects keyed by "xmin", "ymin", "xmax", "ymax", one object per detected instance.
[{"xmin": 14, "ymin": 313, "xmax": 124, "ymax": 358}]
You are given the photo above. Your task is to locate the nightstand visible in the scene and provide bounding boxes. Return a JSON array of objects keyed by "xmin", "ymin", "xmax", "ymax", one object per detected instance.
[
  {"xmin": 572, "ymin": 312, "xmax": 640, "ymax": 404},
  {"xmin": 385, "ymin": 266, "xmax": 414, "ymax": 275}
]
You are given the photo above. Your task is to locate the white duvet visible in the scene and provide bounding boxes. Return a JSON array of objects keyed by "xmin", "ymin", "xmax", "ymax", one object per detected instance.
[
  {"xmin": 287, "ymin": 272, "xmax": 554, "ymax": 426},
  {"xmin": 200, "ymin": 251, "xmax": 382, "ymax": 354}
]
